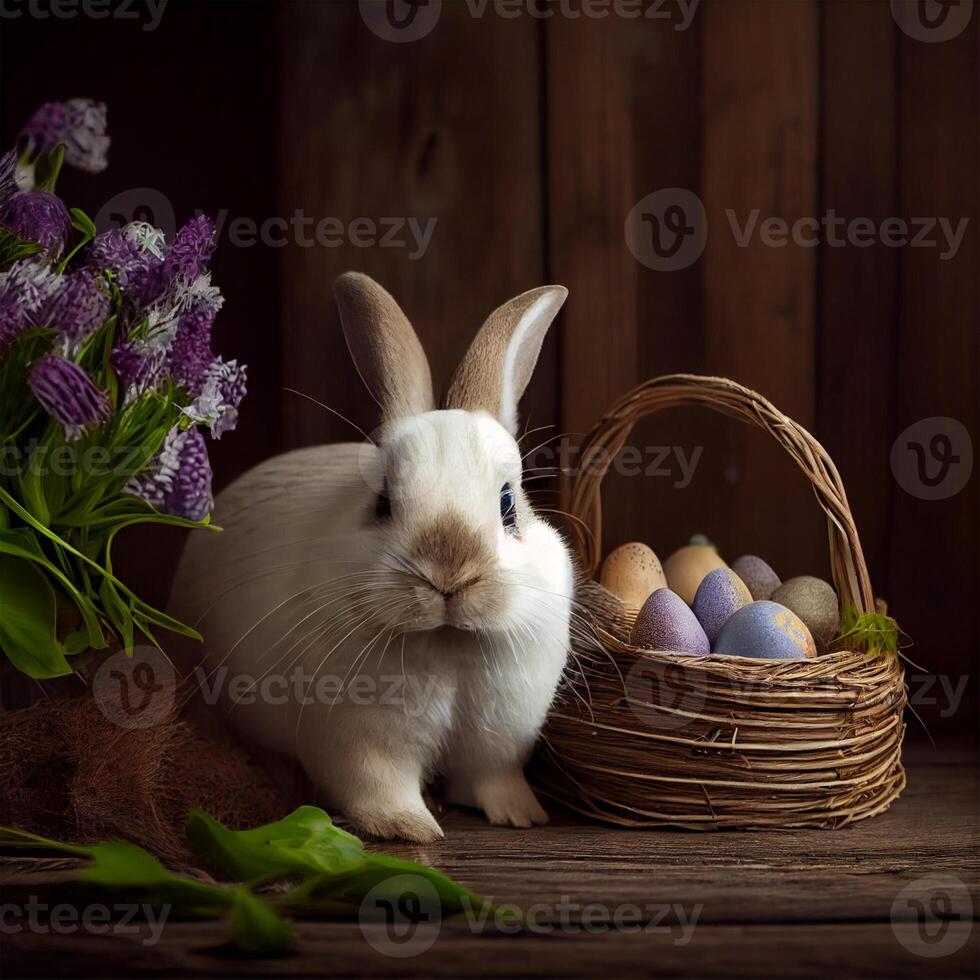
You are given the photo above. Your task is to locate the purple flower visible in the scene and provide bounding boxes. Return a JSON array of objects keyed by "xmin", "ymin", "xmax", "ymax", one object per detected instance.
[
  {"xmin": 85, "ymin": 228, "xmax": 165, "ymax": 307},
  {"xmin": 2, "ymin": 192, "xmax": 71, "ymax": 258},
  {"xmin": 44, "ymin": 268, "xmax": 110, "ymax": 350},
  {"xmin": 127, "ymin": 426, "xmax": 213, "ymax": 521},
  {"xmin": 111, "ymin": 341, "xmax": 165, "ymax": 394},
  {"xmin": 0, "ymin": 259, "xmax": 64, "ymax": 324},
  {"xmin": 167, "ymin": 298, "xmax": 215, "ymax": 393},
  {"xmin": 29, "ymin": 355, "xmax": 110, "ymax": 441},
  {"xmin": 0, "ymin": 151, "xmax": 17, "ymax": 211},
  {"xmin": 183, "ymin": 357, "xmax": 247, "ymax": 437},
  {"xmin": 162, "ymin": 216, "xmax": 215, "ymax": 286},
  {"xmin": 20, "ymin": 99, "xmax": 109, "ymax": 174}
]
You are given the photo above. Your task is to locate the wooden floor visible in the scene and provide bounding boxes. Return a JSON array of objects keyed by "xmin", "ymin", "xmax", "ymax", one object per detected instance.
[{"xmin": 1, "ymin": 755, "xmax": 977, "ymax": 979}]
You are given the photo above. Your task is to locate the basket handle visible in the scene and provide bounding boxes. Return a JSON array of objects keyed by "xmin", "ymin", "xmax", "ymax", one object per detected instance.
[{"xmin": 566, "ymin": 374, "xmax": 875, "ymax": 614}]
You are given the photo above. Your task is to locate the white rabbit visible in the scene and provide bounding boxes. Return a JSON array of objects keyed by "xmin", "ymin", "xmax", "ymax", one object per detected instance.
[{"xmin": 169, "ymin": 273, "xmax": 573, "ymax": 842}]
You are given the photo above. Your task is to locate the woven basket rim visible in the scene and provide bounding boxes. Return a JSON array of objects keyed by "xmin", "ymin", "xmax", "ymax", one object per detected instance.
[{"xmin": 566, "ymin": 372, "xmax": 876, "ymax": 615}]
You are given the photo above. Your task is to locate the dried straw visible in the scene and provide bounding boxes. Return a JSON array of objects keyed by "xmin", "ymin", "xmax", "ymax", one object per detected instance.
[{"xmin": 533, "ymin": 375, "xmax": 907, "ymax": 829}]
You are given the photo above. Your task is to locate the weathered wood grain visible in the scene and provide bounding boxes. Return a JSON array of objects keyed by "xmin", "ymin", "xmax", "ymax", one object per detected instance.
[
  {"xmin": 2, "ymin": 763, "xmax": 976, "ymax": 978},
  {"xmin": 817, "ymin": 0, "xmax": 898, "ymax": 601},
  {"xmin": 276, "ymin": 1, "xmax": 550, "ymax": 450},
  {"xmin": 889, "ymin": 5, "xmax": 980, "ymax": 742},
  {"xmin": 701, "ymin": 0, "xmax": 824, "ymax": 579}
]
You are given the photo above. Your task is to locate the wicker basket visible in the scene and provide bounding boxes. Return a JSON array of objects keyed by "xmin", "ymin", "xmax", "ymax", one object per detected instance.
[{"xmin": 534, "ymin": 374, "xmax": 907, "ymax": 830}]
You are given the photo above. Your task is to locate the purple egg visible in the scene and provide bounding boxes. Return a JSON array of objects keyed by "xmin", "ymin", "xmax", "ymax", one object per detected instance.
[
  {"xmin": 731, "ymin": 555, "xmax": 781, "ymax": 601},
  {"xmin": 692, "ymin": 568, "xmax": 752, "ymax": 644},
  {"xmin": 713, "ymin": 601, "xmax": 817, "ymax": 660},
  {"xmin": 630, "ymin": 588, "xmax": 710, "ymax": 656}
]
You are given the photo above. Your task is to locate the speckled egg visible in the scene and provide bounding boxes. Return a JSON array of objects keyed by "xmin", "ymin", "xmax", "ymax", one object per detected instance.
[
  {"xmin": 663, "ymin": 545, "xmax": 727, "ymax": 605},
  {"xmin": 600, "ymin": 542, "xmax": 668, "ymax": 619},
  {"xmin": 630, "ymin": 588, "xmax": 710, "ymax": 655},
  {"xmin": 692, "ymin": 568, "xmax": 753, "ymax": 644},
  {"xmin": 771, "ymin": 576, "xmax": 840, "ymax": 652},
  {"xmin": 713, "ymin": 601, "xmax": 817, "ymax": 660},
  {"xmin": 731, "ymin": 555, "xmax": 781, "ymax": 601}
]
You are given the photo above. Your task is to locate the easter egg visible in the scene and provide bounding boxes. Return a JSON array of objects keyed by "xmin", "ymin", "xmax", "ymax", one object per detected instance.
[
  {"xmin": 692, "ymin": 568, "xmax": 753, "ymax": 644},
  {"xmin": 689, "ymin": 533, "xmax": 711, "ymax": 547},
  {"xmin": 600, "ymin": 542, "xmax": 668, "ymax": 619},
  {"xmin": 713, "ymin": 601, "xmax": 817, "ymax": 660},
  {"xmin": 663, "ymin": 545, "xmax": 727, "ymax": 605},
  {"xmin": 631, "ymin": 588, "xmax": 710, "ymax": 655},
  {"xmin": 771, "ymin": 576, "xmax": 840, "ymax": 652},
  {"xmin": 731, "ymin": 554, "xmax": 781, "ymax": 601}
]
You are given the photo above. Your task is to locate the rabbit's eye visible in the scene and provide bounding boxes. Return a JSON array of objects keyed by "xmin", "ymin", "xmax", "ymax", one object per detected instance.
[
  {"xmin": 375, "ymin": 478, "xmax": 391, "ymax": 520},
  {"xmin": 500, "ymin": 483, "xmax": 517, "ymax": 530}
]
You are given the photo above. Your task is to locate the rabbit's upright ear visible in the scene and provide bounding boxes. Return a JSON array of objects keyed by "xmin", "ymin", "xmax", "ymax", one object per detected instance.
[
  {"xmin": 445, "ymin": 285, "xmax": 567, "ymax": 435},
  {"xmin": 334, "ymin": 272, "xmax": 434, "ymax": 421}
]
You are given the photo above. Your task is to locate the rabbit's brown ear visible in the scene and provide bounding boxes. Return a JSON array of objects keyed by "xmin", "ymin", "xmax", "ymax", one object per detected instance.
[
  {"xmin": 445, "ymin": 285, "xmax": 567, "ymax": 435},
  {"xmin": 334, "ymin": 272, "xmax": 434, "ymax": 422}
]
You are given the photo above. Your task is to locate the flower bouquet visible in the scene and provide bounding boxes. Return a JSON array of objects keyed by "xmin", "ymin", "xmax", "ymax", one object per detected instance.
[{"xmin": 0, "ymin": 100, "xmax": 246, "ymax": 679}]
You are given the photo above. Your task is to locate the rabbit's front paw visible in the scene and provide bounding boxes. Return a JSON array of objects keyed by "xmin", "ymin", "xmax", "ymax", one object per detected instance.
[
  {"xmin": 350, "ymin": 804, "xmax": 445, "ymax": 844},
  {"xmin": 474, "ymin": 770, "xmax": 549, "ymax": 829}
]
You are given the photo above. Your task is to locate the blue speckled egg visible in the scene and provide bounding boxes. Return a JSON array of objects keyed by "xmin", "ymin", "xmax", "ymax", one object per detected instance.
[
  {"xmin": 731, "ymin": 555, "xmax": 781, "ymax": 601},
  {"xmin": 712, "ymin": 600, "xmax": 817, "ymax": 660},
  {"xmin": 692, "ymin": 568, "xmax": 753, "ymax": 644},
  {"xmin": 630, "ymin": 588, "xmax": 710, "ymax": 655}
]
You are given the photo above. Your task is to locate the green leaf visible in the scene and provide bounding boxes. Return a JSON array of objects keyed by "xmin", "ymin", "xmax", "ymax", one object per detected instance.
[
  {"xmin": 57, "ymin": 208, "xmax": 98, "ymax": 271},
  {"xmin": 0, "ymin": 826, "xmax": 292, "ymax": 953},
  {"xmin": 186, "ymin": 805, "xmax": 366, "ymax": 883},
  {"xmin": 229, "ymin": 885, "xmax": 294, "ymax": 954},
  {"xmin": 189, "ymin": 807, "xmax": 494, "ymax": 920},
  {"xmin": 0, "ymin": 227, "xmax": 44, "ymax": 267},
  {"xmin": 34, "ymin": 144, "xmax": 65, "ymax": 193},
  {"xmin": 0, "ymin": 553, "xmax": 72, "ymax": 678},
  {"xmin": 0, "ymin": 527, "xmax": 106, "ymax": 652},
  {"xmin": 69, "ymin": 208, "xmax": 97, "ymax": 239},
  {"xmin": 100, "ymin": 577, "xmax": 134, "ymax": 652}
]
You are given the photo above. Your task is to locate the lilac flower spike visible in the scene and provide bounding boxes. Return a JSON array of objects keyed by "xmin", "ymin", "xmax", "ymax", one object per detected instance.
[
  {"xmin": 86, "ymin": 228, "xmax": 162, "ymax": 306},
  {"xmin": 163, "ymin": 216, "xmax": 216, "ymax": 285},
  {"xmin": 111, "ymin": 341, "xmax": 165, "ymax": 395},
  {"xmin": 44, "ymin": 269, "xmax": 111, "ymax": 351},
  {"xmin": 0, "ymin": 259, "xmax": 64, "ymax": 324},
  {"xmin": 20, "ymin": 98, "xmax": 110, "ymax": 174},
  {"xmin": 2, "ymin": 192, "xmax": 72, "ymax": 258},
  {"xmin": 29, "ymin": 355, "xmax": 110, "ymax": 441},
  {"xmin": 183, "ymin": 356, "xmax": 247, "ymax": 437},
  {"xmin": 127, "ymin": 426, "xmax": 213, "ymax": 521},
  {"xmin": 168, "ymin": 298, "xmax": 216, "ymax": 393}
]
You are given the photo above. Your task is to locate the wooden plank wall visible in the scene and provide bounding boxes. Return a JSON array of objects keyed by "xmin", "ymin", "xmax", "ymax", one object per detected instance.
[{"xmin": 274, "ymin": 0, "xmax": 978, "ymax": 739}]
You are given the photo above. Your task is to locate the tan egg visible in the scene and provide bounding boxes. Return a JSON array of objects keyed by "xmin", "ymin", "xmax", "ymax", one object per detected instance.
[
  {"xmin": 599, "ymin": 543, "xmax": 668, "ymax": 620},
  {"xmin": 663, "ymin": 544, "xmax": 728, "ymax": 605}
]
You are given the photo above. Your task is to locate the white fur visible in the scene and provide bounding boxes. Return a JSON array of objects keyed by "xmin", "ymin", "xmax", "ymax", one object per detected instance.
[{"xmin": 169, "ymin": 410, "xmax": 573, "ymax": 842}]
